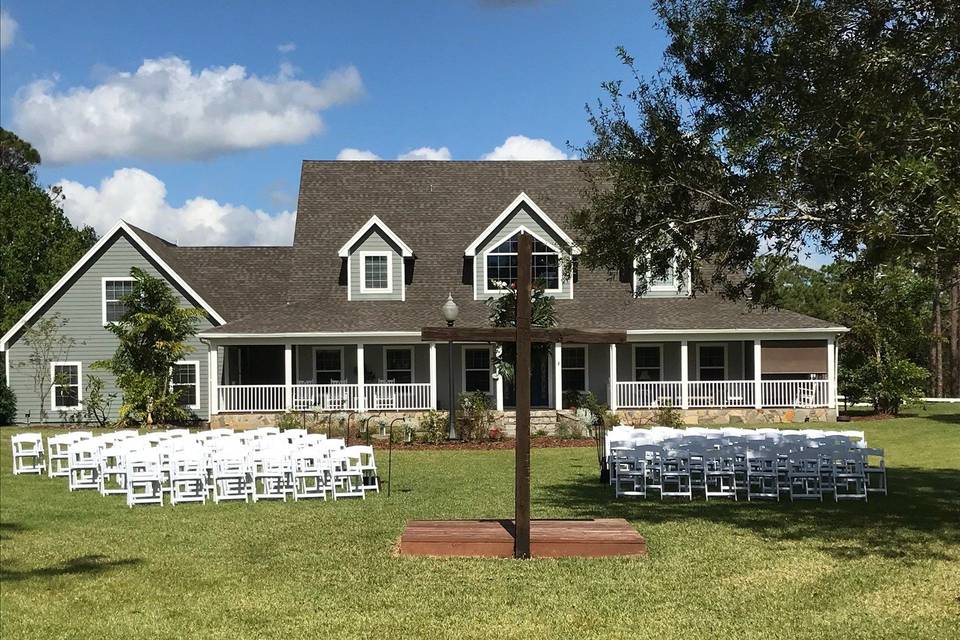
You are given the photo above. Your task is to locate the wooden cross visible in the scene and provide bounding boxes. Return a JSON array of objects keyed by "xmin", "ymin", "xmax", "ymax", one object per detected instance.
[{"xmin": 422, "ymin": 233, "xmax": 626, "ymax": 558}]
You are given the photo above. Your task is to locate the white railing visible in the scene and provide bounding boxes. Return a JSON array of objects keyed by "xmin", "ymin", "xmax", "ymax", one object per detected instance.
[
  {"xmin": 616, "ymin": 382, "xmax": 682, "ymax": 409},
  {"xmin": 365, "ymin": 383, "xmax": 432, "ymax": 410},
  {"xmin": 218, "ymin": 385, "xmax": 286, "ymax": 413},
  {"xmin": 615, "ymin": 380, "xmax": 830, "ymax": 409},
  {"xmin": 762, "ymin": 379, "xmax": 829, "ymax": 407},
  {"xmin": 292, "ymin": 384, "xmax": 360, "ymax": 412}
]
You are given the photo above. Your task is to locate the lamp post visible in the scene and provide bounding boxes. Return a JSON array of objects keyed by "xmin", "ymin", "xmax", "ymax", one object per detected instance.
[{"xmin": 441, "ymin": 293, "xmax": 460, "ymax": 440}]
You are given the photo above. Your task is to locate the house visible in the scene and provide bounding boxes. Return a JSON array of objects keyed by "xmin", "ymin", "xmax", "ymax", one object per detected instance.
[{"xmin": 0, "ymin": 161, "xmax": 847, "ymax": 428}]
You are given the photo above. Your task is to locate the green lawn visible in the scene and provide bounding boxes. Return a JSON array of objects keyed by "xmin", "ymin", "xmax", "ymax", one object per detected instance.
[{"xmin": 2, "ymin": 407, "xmax": 958, "ymax": 640}]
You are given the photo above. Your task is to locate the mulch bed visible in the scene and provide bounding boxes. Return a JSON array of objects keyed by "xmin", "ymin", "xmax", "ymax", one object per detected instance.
[{"xmin": 375, "ymin": 437, "xmax": 596, "ymax": 451}]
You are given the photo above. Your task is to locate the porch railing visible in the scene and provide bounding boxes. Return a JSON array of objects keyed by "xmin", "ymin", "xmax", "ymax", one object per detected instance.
[
  {"xmin": 217, "ymin": 382, "xmax": 431, "ymax": 413},
  {"xmin": 615, "ymin": 379, "xmax": 829, "ymax": 409}
]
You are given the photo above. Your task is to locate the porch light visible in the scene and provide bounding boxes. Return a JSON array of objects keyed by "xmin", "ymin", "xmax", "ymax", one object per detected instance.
[{"xmin": 441, "ymin": 293, "xmax": 459, "ymax": 327}]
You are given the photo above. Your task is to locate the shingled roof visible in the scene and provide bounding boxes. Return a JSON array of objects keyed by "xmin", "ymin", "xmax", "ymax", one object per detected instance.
[{"xmin": 182, "ymin": 160, "xmax": 840, "ymax": 334}]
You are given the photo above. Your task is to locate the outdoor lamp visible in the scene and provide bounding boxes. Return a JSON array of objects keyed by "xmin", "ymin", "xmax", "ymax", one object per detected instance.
[
  {"xmin": 441, "ymin": 293, "xmax": 459, "ymax": 327},
  {"xmin": 441, "ymin": 293, "xmax": 459, "ymax": 439}
]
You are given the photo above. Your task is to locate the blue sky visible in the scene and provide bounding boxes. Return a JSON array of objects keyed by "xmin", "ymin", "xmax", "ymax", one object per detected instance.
[{"xmin": 0, "ymin": 1, "xmax": 667, "ymax": 245}]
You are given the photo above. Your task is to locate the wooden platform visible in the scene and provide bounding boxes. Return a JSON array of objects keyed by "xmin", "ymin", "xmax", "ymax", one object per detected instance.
[{"xmin": 398, "ymin": 519, "xmax": 647, "ymax": 558}]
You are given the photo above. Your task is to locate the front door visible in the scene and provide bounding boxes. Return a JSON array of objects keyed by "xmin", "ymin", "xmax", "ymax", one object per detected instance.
[{"xmin": 505, "ymin": 349, "xmax": 551, "ymax": 408}]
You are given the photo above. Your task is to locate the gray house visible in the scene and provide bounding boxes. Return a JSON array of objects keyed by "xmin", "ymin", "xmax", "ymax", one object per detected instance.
[{"xmin": 1, "ymin": 161, "xmax": 847, "ymax": 426}]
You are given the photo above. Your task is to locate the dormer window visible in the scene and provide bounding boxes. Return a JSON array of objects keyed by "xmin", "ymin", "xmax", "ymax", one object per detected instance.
[
  {"xmin": 337, "ymin": 216, "xmax": 413, "ymax": 301},
  {"xmin": 633, "ymin": 254, "xmax": 691, "ymax": 297},
  {"xmin": 485, "ymin": 233, "xmax": 560, "ymax": 292},
  {"xmin": 360, "ymin": 252, "xmax": 392, "ymax": 293}
]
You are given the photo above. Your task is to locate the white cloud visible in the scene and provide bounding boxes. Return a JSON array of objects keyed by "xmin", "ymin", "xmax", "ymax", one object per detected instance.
[
  {"xmin": 336, "ymin": 148, "xmax": 381, "ymax": 160},
  {"xmin": 277, "ymin": 42, "xmax": 296, "ymax": 53},
  {"xmin": 397, "ymin": 146, "xmax": 452, "ymax": 161},
  {"xmin": 0, "ymin": 9, "xmax": 17, "ymax": 50},
  {"xmin": 55, "ymin": 168, "xmax": 295, "ymax": 246},
  {"xmin": 481, "ymin": 135, "xmax": 568, "ymax": 160},
  {"xmin": 12, "ymin": 56, "xmax": 364, "ymax": 164}
]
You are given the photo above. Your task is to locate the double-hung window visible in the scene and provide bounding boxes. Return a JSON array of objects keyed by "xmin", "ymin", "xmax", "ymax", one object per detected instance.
[
  {"xmin": 634, "ymin": 345, "xmax": 662, "ymax": 382},
  {"xmin": 698, "ymin": 344, "xmax": 726, "ymax": 381},
  {"xmin": 384, "ymin": 347, "xmax": 413, "ymax": 383},
  {"xmin": 463, "ymin": 347, "xmax": 491, "ymax": 394},
  {"xmin": 51, "ymin": 362, "xmax": 82, "ymax": 410},
  {"xmin": 485, "ymin": 233, "xmax": 560, "ymax": 292},
  {"xmin": 360, "ymin": 252, "xmax": 392, "ymax": 293},
  {"xmin": 171, "ymin": 361, "xmax": 199, "ymax": 408},
  {"xmin": 314, "ymin": 349, "xmax": 343, "ymax": 384},
  {"xmin": 561, "ymin": 346, "xmax": 587, "ymax": 392},
  {"xmin": 103, "ymin": 278, "xmax": 135, "ymax": 324}
]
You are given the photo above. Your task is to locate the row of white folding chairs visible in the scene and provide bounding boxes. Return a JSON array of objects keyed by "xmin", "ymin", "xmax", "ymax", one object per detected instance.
[{"xmin": 612, "ymin": 443, "xmax": 886, "ymax": 502}]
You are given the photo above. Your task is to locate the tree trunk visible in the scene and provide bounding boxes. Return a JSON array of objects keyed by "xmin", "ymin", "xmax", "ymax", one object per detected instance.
[
  {"xmin": 932, "ymin": 288, "xmax": 943, "ymax": 397},
  {"xmin": 952, "ymin": 268, "xmax": 960, "ymax": 397}
]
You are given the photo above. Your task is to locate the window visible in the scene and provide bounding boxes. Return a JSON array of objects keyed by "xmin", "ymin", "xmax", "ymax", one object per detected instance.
[
  {"xmin": 633, "ymin": 254, "xmax": 690, "ymax": 295},
  {"xmin": 561, "ymin": 346, "xmax": 587, "ymax": 392},
  {"xmin": 698, "ymin": 344, "xmax": 726, "ymax": 381},
  {"xmin": 51, "ymin": 362, "xmax": 81, "ymax": 410},
  {"xmin": 314, "ymin": 348, "xmax": 343, "ymax": 384},
  {"xmin": 485, "ymin": 233, "xmax": 560, "ymax": 291},
  {"xmin": 384, "ymin": 347, "xmax": 413, "ymax": 383},
  {"xmin": 463, "ymin": 347, "xmax": 491, "ymax": 393},
  {"xmin": 649, "ymin": 262, "xmax": 677, "ymax": 291},
  {"xmin": 634, "ymin": 345, "xmax": 662, "ymax": 381},
  {"xmin": 360, "ymin": 252, "xmax": 392, "ymax": 293},
  {"xmin": 103, "ymin": 278, "xmax": 135, "ymax": 324},
  {"xmin": 171, "ymin": 361, "xmax": 199, "ymax": 408}
]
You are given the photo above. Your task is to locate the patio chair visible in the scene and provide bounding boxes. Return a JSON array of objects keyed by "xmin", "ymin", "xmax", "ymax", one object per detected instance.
[{"xmin": 11, "ymin": 433, "xmax": 45, "ymax": 475}]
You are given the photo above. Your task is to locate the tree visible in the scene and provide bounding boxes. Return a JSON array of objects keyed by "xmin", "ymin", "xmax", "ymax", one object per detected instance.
[
  {"xmin": 572, "ymin": 1, "xmax": 960, "ymax": 302},
  {"xmin": 0, "ymin": 373, "xmax": 16, "ymax": 425},
  {"xmin": 0, "ymin": 129, "xmax": 98, "ymax": 333},
  {"xmin": 486, "ymin": 279, "xmax": 557, "ymax": 382},
  {"xmin": 94, "ymin": 268, "xmax": 204, "ymax": 425},
  {"xmin": 18, "ymin": 314, "xmax": 77, "ymax": 424}
]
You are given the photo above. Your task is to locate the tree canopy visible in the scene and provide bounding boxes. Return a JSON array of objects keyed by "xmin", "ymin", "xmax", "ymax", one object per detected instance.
[{"xmin": 572, "ymin": 0, "xmax": 959, "ymax": 301}]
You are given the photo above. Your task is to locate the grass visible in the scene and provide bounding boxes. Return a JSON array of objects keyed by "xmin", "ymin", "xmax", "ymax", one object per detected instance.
[{"xmin": 1, "ymin": 406, "xmax": 958, "ymax": 640}]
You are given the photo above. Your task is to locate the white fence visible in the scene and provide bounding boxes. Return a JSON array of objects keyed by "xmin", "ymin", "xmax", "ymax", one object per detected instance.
[
  {"xmin": 218, "ymin": 383, "xmax": 431, "ymax": 413},
  {"xmin": 616, "ymin": 379, "xmax": 830, "ymax": 409}
]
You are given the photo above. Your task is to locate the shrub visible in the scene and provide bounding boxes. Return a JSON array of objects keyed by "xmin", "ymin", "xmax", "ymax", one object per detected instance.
[
  {"xmin": 653, "ymin": 403, "xmax": 684, "ymax": 428},
  {"xmin": 83, "ymin": 375, "xmax": 116, "ymax": 427},
  {"xmin": 275, "ymin": 412, "xmax": 303, "ymax": 431},
  {"xmin": 417, "ymin": 410, "xmax": 448, "ymax": 444},
  {"xmin": 457, "ymin": 391, "xmax": 494, "ymax": 441},
  {"xmin": 0, "ymin": 376, "xmax": 16, "ymax": 425}
]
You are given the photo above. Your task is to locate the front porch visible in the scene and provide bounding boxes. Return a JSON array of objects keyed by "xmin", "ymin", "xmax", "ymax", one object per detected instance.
[{"xmin": 203, "ymin": 334, "xmax": 839, "ymax": 418}]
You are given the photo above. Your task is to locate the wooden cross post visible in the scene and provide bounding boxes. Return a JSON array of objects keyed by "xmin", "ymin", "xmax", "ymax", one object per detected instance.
[{"xmin": 422, "ymin": 233, "xmax": 626, "ymax": 558}]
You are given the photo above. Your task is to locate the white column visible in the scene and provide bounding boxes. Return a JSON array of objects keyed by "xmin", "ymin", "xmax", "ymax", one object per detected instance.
[
  {"xmin": 207, "ymin": 342, "xmax": 219, "ymax": 416},
  {"xmin": 827, "ymin": 335, "xmax": 837, "ymax": 409},
  {"xmin": 284, "ymin": 343, "xmax": 293, "ymax": 411},
  {"xmin": 428, "ymin": 342, "xmax": 438, "ymax": 409},
  {"xmin": 753, "ymin": 338, "xmax": 762, "ymax": 409},
  {"xmin": 554, "ymin": 342, "xmax": 563, "ymax": 411},
  {"xmin": 495, "ymin": 345, "xmax": 505, "ymax": 411},
  {"xmin": 608, "ymin": 343, "xmax": 618, "ymax": 411},
  {"xmin": 680, "ymin": 339, "xmax": 690, "ymax": 410},
  {"xmin": 356, "ymin": 343, "xmax": 366, "ymax": 412}
]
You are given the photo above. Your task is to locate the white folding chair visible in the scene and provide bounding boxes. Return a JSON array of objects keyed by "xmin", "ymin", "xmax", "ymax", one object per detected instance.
[
  {"xmin": 660, "ymin": 449, "xmax": 693, "ymax": 500},
  {"xmin": 249, "ymin": 446, "xmax": 293, "ymax": 502},
  {"xmin": 170, "ymin": 446, "xmax": 208, "ymax": 505},
  {"xmin": 704, "ymin": 447, "xmax": 738, "ymax": 500},
  {"xmin": 98, "ymin": 440, "xmax": 130, "ymax": 496},
  {"xmin": 212, "ymin": 444, "xmax": 250, "ymax": 503},
  {"xmin": 786, "ymin": 448, "xmax": 821, "ymax": 501},
  {"xmin": 746, "ymin": 449, "xmax": 779, "ymax": 501},
  {"xmin": 331, "ymin": 449, "xmax": 366, "ymax": 499},
  {"xmin": 345, "ymin": 445, "xmax": 379, "ymax": 494},
  {"xmin": 126, "ymin": 448, "xmax": 164, "ymax": 507},
  {"xmin": 11, "ymin": 433, "xmax": 45, "ymax": 475},
  {"xmin": 613, "ymin": 448, "xmax": 647, "ymax": 498},
  {"xmin": 292, "ymin": 445, "xmax": 331, "ymax": 501},
  {"xmin": 47, "ymin": 432, "xmax": 92, "ymax": 478},
  {"xmin": 862, "ymin": 447, "xmax": 887, "ymax": 495},
  {"xmin": 830, "ymin": 448, "xmax": 868, "ymax": 502},
  {"xmin": 68, "ymin": 439, "xmax": 101, "ymax": 491}
]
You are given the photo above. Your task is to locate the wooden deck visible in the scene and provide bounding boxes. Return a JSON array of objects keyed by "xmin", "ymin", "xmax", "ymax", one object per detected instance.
[{"xmin": 398, "ymin": 519, "xmax": 647, "ymax": 558}]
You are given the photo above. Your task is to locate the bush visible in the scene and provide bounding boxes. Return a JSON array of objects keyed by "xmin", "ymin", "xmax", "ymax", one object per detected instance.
[
  {"xmin": 275, "ymin": 412, "xmax": 303, "ymax": 430},
  {"xmin": 456, "ymin": 391, "xmax": 494, "ymax": 441},
  {"xmin": 849, "ymin": 357, "xmax": 928, "ymax": 415},
  {"xmin": 653, "ymin": 403, "xmax": 684, "ymax": 428},
  {"xmin": 417, "ymin": 410, "xmax": 448, "ymax": 444},
  {"xmin": 83, "ymin": 375, "xmax": 116, "ymax": 427},
  {"xmin": 0, "ymin": 376, "xmax": 16, "ymax": 425}
]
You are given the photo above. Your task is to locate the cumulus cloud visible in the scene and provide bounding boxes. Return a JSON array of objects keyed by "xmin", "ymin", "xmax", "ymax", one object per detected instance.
[
  {"xmin": 336, "ymin": 148, "xmax": 381, "ymax": 160},
  {"xmin": 481, "ymin": 135, "xmax": 568, "ymax": 160},
  {"xmin": 55, "ymin": 168, "xmax": 295, "ymax": 246},
  {"xmin": 396, "ymin": 146, "xmax": 452, "ymax": 161},
  {"xmin": 277, "ymin": 42, "xmax": 296, "ymax": 53},
  {"xmin": 0, "ymin": 9, "xmax": 17, "ymax": 50},
  {"xmin": 12, "ymin": 56, "xmax": 364, "ymax": 164}
]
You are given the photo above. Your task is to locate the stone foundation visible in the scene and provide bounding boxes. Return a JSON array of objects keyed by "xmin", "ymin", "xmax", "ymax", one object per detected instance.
[{"xmin": 615, "ymin": 407, "xmax": 837, "ymax": 426}]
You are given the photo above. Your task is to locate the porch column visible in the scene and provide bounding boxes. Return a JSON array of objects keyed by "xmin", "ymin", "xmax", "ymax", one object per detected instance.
[
  {"xmin": 284, "ymin": 343, "xmax": 293, "ymax": 411},
  {"xmin": 827, "ymin": 335, "xmax": 837, "ymax": 408},
  {"xmin": 356, "ymin": 343, "xmax": 366, "ymax": 412},
  {"xmin": 207, "ymin": 342, "xmax": 219, "ymax": 416},
  {"xmin": 753, "ymin": 338, "xmax": 762, "ymax": 409},
  {"xmin": 495, "ymin": 344, "xmax": 505, "ymax": 411},
  {"xmin": 680, "ymin": 339, "xmax": 690, "ymax": 409},
  {"xmin": 428, "ymin": 342, "xmax": 438, "ymax": 409},
  {"xmin": 608, "ymin": 344, "xmax": 618, "ymax": 411},
  {"xmin": 554, "ymin": 342, "xmax": 563, "ymax": 411}
]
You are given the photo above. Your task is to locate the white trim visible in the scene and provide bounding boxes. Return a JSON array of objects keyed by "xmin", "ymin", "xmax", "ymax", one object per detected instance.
[
  {"xmin": 481, "ymin": 226, "xmax": 565, "ymax": 296},
  {"xmin": 753, "ymin": 339, "xmax": 762, "ymax": 409},
  {"xmin": 608, "ymin": 344, "xmax": 618, "ymax": 410},
  {"xmin": 627, "ymin": 327, "xmax": 849, "ymax": 336},
  {"xmin": 101, "ymin": 276, "xmax": 136, "ymax": 326},
  {"xmin": 284, "ymin": 344, "xmax": 293, "ymax": 410},
  {"xmin": 464, "ymin": 192, "xmax": 580, "ymax": 257},
  {"xmin": 346, "ymin": 254, "xmax": 352, "ymax": 301},
  {"xmin": 312, "ymin": 346, "xmax": 346, "ymax": 383},
  {"xmin": 208, "ymin": 343, "xmax": 219, "ymax": 416},
  {"xmin": 337, "ymin": 215, "xmax": 414, "ymax": 258},
  {"xmin": 358, "ymin": 251, "xmax": 394, "ymax": 294},
  {"xmin": 696, "ymin": 343, "xmax": 728, "ymax": 381},
  {"xmin": 461, "ymin": 344, "xmax": 493, "ymax": 395},
  {"xmin": 428, "ymin": 342, "xmax": 437, "ymax": 409},
  {"xmin": 631, "ymin": 343, "xmax": 663, "ymax": 382},
  {"xmin": 680, "ymin": 340, "xmax": 689, "ymax": 409},
  {"xmin": 632, "ymin": 255, "xmax": 691, "ymax": 296},
  {"xmin": 827, "ymin": 335, "xmax": 837, "ymax": 409},
  {"xmin": 1, "ymin": 220, "xmax": 225, "ymax": 351},
  {"xmin": 200, "ymin": 330, "xmax": 422, "ymax": 340},
  {"xmin": 382, "ymin": 345, "xmax": 415, "ymax": 383},
  {"xmin": 171, "ymin": 360, "xmax": 201, "ymax": 410},
  {"xmin": 560, "ymin": 344, "xmax": 589, "ymax": 394},
  {"xmin": 356, "ymin": 343, "xmax": 366, "ymax": 411},
  {"xmin": 50, "ymin": 361, "xmax": 82, "ymax": 412}
]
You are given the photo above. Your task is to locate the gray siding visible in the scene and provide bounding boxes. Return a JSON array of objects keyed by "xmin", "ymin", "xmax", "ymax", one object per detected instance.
[
  {"xmin": 5, "ymin": 235, "xmax": 215, "ymax": 423},
  {"xmin": 348, "ymin": 229, "xmax": 404, "ymax": 301},
  {"xmin": 473, "ymin": 207, "xmax": 573, "ymax": 300}
]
